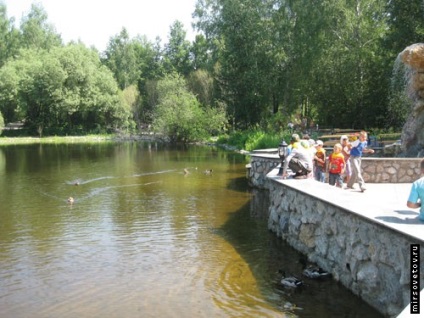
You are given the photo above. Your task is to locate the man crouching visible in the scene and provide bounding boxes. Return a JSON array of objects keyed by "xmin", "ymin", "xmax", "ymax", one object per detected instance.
[{"xmin": 282, "ymin": 134, "xmax": 313, "ymax": 179}]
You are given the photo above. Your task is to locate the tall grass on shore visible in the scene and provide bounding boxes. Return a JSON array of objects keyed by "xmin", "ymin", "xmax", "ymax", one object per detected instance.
[{"xmin": 216, "ymin": 130, "xmax": 293, "ymax": 152}]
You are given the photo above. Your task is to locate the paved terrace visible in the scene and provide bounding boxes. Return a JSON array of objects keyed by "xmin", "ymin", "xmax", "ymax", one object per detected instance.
[
  {"xmin": 267, "ymin": 169, "xmax": 424, "ymax": 242},
  {"xmin": 266, "ymin": 168, "xmax": 424, "ymax": 317}
]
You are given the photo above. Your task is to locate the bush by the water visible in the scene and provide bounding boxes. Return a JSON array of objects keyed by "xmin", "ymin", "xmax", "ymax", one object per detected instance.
[{"xmin": 217, "ymin": 129, "xmax": 293, "ymax": 151}]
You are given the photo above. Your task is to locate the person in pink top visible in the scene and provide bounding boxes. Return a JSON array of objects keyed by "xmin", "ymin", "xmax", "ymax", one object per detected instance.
[{"xmin": 340, "ymin": 135, "xmax": 351, "ymax": 184}]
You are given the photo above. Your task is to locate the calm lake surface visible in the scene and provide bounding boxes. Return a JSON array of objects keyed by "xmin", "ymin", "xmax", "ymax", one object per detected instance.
[{"xmin": 0, "ymin": 142, "xmax": 382, "ymax": 318}]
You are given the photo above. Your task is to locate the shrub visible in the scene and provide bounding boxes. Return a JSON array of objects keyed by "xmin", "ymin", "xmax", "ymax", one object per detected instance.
[
  {"xmin": 153, "ymin": 73, "xmax": 226, "ymax": 142},
  {"xmin": 217, "ymin": 129, "xmax": 293, "ymax": 151}
]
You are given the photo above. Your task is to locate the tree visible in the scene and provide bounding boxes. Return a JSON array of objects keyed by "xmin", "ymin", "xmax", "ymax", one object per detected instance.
[
  {"xmin": 190, "ymin": 34, "xmax": 211, "ymax": 70},
  {"xmin": 193, "ymin": 0, "xmax": 286, "ymax": 129},
  {"xmin": 384, "ymin": 0, "xmax": 424, "ymax": 56},
  {"xmin": 192, "ymin": 0, "xmax": 418, "ymax": 130},
  {"xmin": 121, "ymin": 84, "xmax": 142, "ymax": 130},
  {"xmin": 102, "ymin": 28, "xmax": 141, "ymax": 90},
  {"xmin": 19, "ymin": 3, "xmax": 62, "ymax": 51},
  {"xmin": 52, "ymin": 44, "xmax": 132, "ymax": 132},
  {"xmin": 0, "ymin": 61, "xmax": 21, "ymax": 123},
  {"xmin": 163, "ymin": 21, "xmax": 192, "ymax": 76},
  {"xmin": 382, "ymin": 0, "xmax": 424, "ymax": 129},
  {"xmin": 309, "ymin": 0, "xmax": 388, "ymax": 128},
  {"xmin": 0, "ymin": 44, "xmax": 133, "ymax": 134},
  {"xmin": 132, "ymin": 36, "xmax": 165, "ymax": 125},
  {"xmin": 186, "ymin": 69, "xmax": 214, "ymax": 107},
  {"xmin": 153, "ymin": 73, "xmax": 226, "ymax": 142},
  {"xmin": 0, "ymin": 4, "xmax": 20, "ymax": 67}
]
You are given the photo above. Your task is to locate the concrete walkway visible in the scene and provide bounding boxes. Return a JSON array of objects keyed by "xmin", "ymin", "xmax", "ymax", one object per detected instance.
[{"xmin": 267, "ymin": 169, "xmax": 424, "ymax": 243}]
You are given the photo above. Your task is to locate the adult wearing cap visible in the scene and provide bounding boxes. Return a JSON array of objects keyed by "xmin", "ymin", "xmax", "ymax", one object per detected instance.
[
  {"xmin": 282, "ymin": 134, "xmax": 313, "ymax": 179},
  {"xmin": 289, "ymin": 133, "xmax": 301, "ymax": 150}
]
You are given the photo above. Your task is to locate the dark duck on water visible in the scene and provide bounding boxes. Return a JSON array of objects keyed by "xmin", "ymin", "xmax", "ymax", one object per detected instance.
[
  {"xmin": 299, "ymin": 258, "xmax": 331, "ymax": 279},
  {"xmin": 278, "ymin": 270, "xmax": 304, "ymax": 288}
]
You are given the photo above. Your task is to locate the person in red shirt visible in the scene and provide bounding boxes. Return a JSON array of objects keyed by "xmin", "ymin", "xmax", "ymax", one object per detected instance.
[{"xmin": 328, "ymin": 143, "xmax": 345, "ymax": 188}]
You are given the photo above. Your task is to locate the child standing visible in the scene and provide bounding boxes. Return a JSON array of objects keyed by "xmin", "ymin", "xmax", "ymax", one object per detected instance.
[
  {"xmin": 328, "ymin": 143, "xmax": 345, "ymax": 188},
  {"xmin": 313, "ymin": 140, "xmax": 326, "ymax": 182},
  {"xmin": 346, "ymin": 131, "xmax": 375, "ymax": 192},
  {"xmin": 340, "ymin": 135, "xmax": 351, "ymax": 184}
]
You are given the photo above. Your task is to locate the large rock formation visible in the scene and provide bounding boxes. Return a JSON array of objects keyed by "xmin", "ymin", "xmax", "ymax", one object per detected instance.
[{"xmin": 399, "ymin": 43, "xmax": 424, "ymax": 156}]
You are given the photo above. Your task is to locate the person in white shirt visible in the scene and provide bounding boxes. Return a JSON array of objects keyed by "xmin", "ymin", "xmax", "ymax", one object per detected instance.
[{"xmin": 282, "ymin": 137, "xmax": 313, "ymax": 179}]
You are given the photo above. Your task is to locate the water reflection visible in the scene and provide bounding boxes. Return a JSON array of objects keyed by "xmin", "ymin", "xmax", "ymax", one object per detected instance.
[{"xmin": 0, "ymin": 143, "xmax": 382, "ymax": 317}]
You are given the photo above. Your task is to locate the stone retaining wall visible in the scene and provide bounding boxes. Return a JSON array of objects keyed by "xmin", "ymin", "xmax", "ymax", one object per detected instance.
[
  {"xmin": 247, "ymin": 153, "xmax": 424, "ymax": 316},
  {"xmin": 248, "ymin": 154, "xmax": 422, "ymax": 189},
  {"xmin": 267, "ymin": 180, "xmax": 424, "ymax": 317},
  {"xmin": 247, "ymin": 154, "xmax": 281, "ymax": 189},
  {"xmin": 362, "ymin": 158, "xmax": 421, "ymax": 183}
]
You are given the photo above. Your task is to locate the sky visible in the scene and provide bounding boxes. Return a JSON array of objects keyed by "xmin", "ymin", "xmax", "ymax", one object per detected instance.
[{"xmin": 3, "ymin": 0, "xmax": 198, "ymax": 51}]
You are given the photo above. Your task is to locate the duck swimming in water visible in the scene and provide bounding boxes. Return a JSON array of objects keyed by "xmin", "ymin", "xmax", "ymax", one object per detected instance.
[
  {"xmin": 67, "ymin": 179, "xmax": 82, "ymax": 186},
  {"xmin": 300, "ymin": 259, "xmax": 331, "ymax": 279},
  {"xmin": 203, "ymin": 169, "xmax": 213, "ymax": 175},
  {"xmin": 278, "ymin": 270, "xmax": 304, "ymax": 288},
  {"xmin": 303, "ymin": 265, "xmax": 331, "ymax": 279},
  {"xmin": 67, "ymin": 197, "xmax": 74, "ymax": 204}
]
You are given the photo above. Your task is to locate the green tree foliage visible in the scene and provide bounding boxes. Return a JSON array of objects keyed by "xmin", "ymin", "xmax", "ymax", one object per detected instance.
[
  {"xmin": 0, "ymin": 44, "xmax": 133, "ymax": 135},
  {"xmin": 103, "ymin": 31, "xmax": 165, "ymax": 127},
  {"xmin": 19, "ymin": 3, "xmax": 62, "ymax": 51},
  {"xmin": 384, "ymin": 0, "xmax": 424, "ymax": 55},
  {"xmin": 186, "ymin": 69, "xmax": 214, "ymax": 107},
  {"xmin": 121, "ymin": 84, "xmax": 142, "ymax": 130},
  {"xmin": 0, "ymin": 60, "xmax": 20, "ymax": 123},
  {"xmin": 193, "ymin": 0, "xmax": 295, "ymax": 128},
  {"xmin": 153, "ymin": 73, "xmax": 226, "ymax": 142},
  {"xmin": 102, "ymin": 28, "xmax": 141, "ymax": 90},
  {"xmin": 2, "ymin": 0, "xmax": 423, "ymax": 138},
  {"xmin": 190, "ymin": 34, "xmax": 213, "ymax": 71},
  {"xmin": 193, "ymin": 0, "xmax": 406, "ymax": 130},
  {"xmin": 135, "ymin": 36, "xmax": 165, "ymax": 90},
  {"xmin": 0, "ymin": 4, "xmax": 20, "ymax": 67},
  {"xmin": 163, "ymin": 21, "xmax": 193, "ymax": 76},
  {"xmin": 304, "ymin": 0, "xmax": 389, "ymax": 128},
  {"xmin": 383, "ymin": 0, "xmax": 424, "ymax": 128}
]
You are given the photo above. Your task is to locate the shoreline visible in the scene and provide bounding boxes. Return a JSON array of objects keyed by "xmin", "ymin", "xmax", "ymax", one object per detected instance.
[
  {"xmin": 0, "ymin": 133, "xmax": 162, "ymax": 145},
  {"xmin": 0, "ymin": 134, "xmax": 252, "ymax": 156}
]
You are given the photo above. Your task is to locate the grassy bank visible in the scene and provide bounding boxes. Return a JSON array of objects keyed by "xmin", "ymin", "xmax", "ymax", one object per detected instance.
[{"xmin": 0, "ymin": 135, "xmax": 114, "ymax": 145}]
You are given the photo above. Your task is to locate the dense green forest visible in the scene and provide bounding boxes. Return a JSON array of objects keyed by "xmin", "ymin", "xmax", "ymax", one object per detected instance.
[{"xmin": 0, "ymin": 1, "xmax": 423, "ymax": 141}]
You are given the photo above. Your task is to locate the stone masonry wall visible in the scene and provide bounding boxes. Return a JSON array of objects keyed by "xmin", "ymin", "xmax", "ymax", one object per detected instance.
[
  {"xmin": 267, "ymin": 180, "xmax": 424, "ymax": 317},
  {"xmin": 362, "ymin": 158, "xmax": 421, "ymax": 183},
  {"xmin": 247, "ymin": 155, "xmax": 281, "ymax": 189}
]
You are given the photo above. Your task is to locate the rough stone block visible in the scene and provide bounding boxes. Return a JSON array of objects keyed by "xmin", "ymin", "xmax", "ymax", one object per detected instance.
[{"xmin": 299, "ymin": 223, "xmax": 316, "ymax": 248}]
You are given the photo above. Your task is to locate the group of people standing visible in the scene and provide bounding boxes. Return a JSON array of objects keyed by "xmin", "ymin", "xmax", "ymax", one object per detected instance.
[
  {"xmin": 279, "ymin": 130, "xmax": 424, "ymax": 220},
  {"xmin": 281, "ymin": 131, "xmax": 375, "ymax": 192}
]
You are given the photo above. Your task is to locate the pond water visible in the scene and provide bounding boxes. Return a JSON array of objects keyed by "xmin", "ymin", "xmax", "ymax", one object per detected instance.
[{"xmin": 0, "ymin": 142, "xmax": 382, "ymax": 318}]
